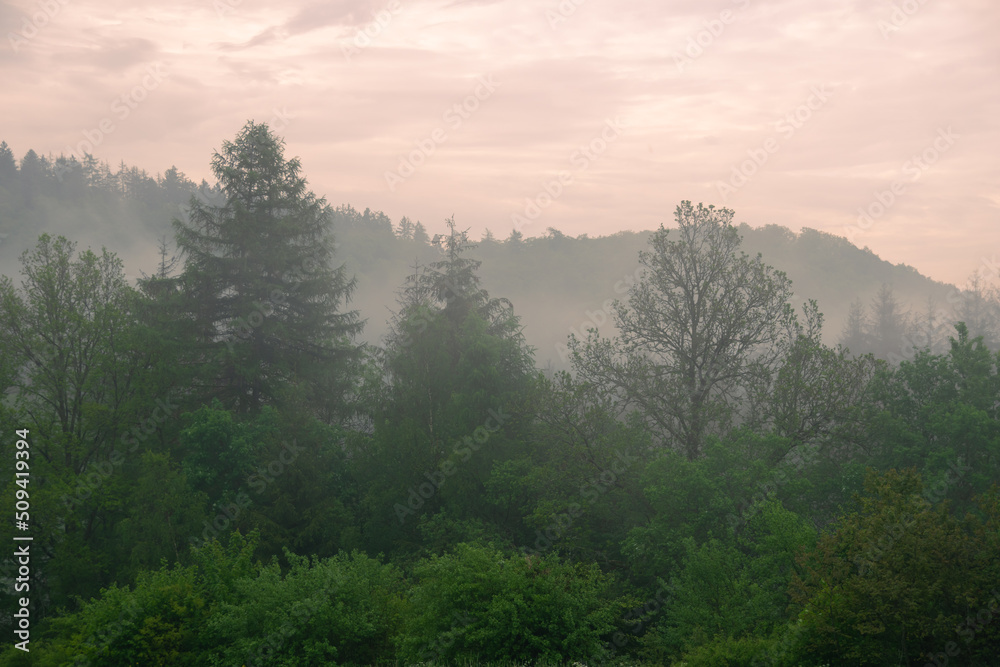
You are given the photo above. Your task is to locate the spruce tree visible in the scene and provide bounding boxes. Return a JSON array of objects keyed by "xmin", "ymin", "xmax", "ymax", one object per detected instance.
[
  {"xmin": 0, "ymin": 141, "xmax": 16, "ymax": 184},
  {"xmin": 412, "ymin": 221, "xmax": 430, "ymax": 244},
  {"xmin": 172, "ymin": 120, "xmax": 363, "ymax": 417}
]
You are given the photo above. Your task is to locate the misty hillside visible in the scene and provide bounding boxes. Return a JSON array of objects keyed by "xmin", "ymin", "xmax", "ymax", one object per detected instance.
[
  {"xmin": 2, "ymin": 124, "xmax": 998, "ymax": 667},
  {"xmin": 0, "ymin": 142, "xmax": 973, "ymax": 369},
  {"xmin": 334, "ymin": 220, "xmax": 962, "ymax": 368}
]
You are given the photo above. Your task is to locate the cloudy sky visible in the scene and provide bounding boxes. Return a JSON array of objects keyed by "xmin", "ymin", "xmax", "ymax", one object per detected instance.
[{"xmin": 2, "ymin": 0, "xmax": 997, "ymax": 285}]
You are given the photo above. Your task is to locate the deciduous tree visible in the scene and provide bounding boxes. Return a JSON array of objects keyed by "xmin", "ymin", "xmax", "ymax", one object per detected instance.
[{"xmin": 570, "ymin": 201, "xmax": 795, "ymax": 459}]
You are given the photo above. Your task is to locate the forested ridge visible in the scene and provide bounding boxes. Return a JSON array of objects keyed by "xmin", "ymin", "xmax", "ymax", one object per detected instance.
[
  {"xmin": 0, "ymin": 137, "xmax": 990, "ymax": 371},
  {"xmin": 0, "ymin": 123, "xmax": 998, "ymax": 666}
]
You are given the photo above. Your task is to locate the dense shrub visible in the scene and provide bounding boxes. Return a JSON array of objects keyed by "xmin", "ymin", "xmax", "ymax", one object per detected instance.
[{"xmin": 398, "ymin": 542, "xmax": 634, "ymax": 664}]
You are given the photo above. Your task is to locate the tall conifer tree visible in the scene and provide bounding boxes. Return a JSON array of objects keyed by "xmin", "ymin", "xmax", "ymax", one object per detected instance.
[{"xmin": 172, "ymin": 121, "xmax": 363, "ymax": 417}]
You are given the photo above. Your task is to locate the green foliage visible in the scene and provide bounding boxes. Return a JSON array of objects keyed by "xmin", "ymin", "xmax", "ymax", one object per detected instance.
[
  {"xmin": 114, "ymin": 451, "xmax": 209, "ymax": 582},
  {"xmin": 516, "ymin": 371, "xmax": 652, "ymax": 566},
  {"xmin": 0, "ymin": 234, "xmax": 162, "ymax": 618},
  {"xmin": 789, "ymin": 469, "xmax": 1000, "ymax": 665},
  {"xmin": 641, "ymin": 501, "xmax": 815, "ymax": 662},
  {"xmin": 674, "ymin": 633, "xmax": 777, "ymax": 667},
  {"xmin": 175, "ymin": 403, "xmax": 357, "ymax": 560},
  {"xmin": 399, "ymin": 542, "xmax": 633, "ymax": 664},
  {"xmin": 17, "ymin": 533, "xmax": 257, "ymax": 667},
  {"xmin": 624, "ymin": 430, "xmax": 802, "ymax": 579},
  {"xmin": 203, "ymin": 550, "xmax": 405, "ymax": 667},
  {"xmin": 754, "ymin": 302, "xmax": 877, "ymax": 455},
  {"xmin": 866, "ymin": 324, "xmax": 1000, "ymax": 512},
  {"xmin": 178, "ymin": 401, "xmax": 261, "ymax": 500},
  {"xmin": 355, "ymin": 222, "xmax": 536, "ymax": 556}
]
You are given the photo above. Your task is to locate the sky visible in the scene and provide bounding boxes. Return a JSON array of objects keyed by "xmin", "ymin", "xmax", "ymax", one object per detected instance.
[{"xmin": 1, "ymin": 0, "xmax": 997, "ymax": 286}]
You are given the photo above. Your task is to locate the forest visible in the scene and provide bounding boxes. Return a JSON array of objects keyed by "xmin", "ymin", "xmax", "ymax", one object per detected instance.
[{"xmin": 0, "ymin": 121, "xmax": 998, "ymax": 666}]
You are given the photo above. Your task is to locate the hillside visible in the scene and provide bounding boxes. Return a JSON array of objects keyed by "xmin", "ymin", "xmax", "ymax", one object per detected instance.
[
  {"xmin": 310, "ymin": 211, "xmax": 967, "ymax": 369},
  {"xmin": 0, "ymin": 144, "xmax": 978, "ymax": 370}
]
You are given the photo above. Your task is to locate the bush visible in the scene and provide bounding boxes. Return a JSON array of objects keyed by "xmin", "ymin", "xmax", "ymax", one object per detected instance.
[
  {"xmin": 203, "ymin": 549, "xmax": 406, "ymax": 667},
  {"xmin": 398, "ymin": 542, "xmax": 633, "ymax": 664},
  {"xmin": 8, "ymin": 534, "xmax": 405, "ymax": 667}
]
